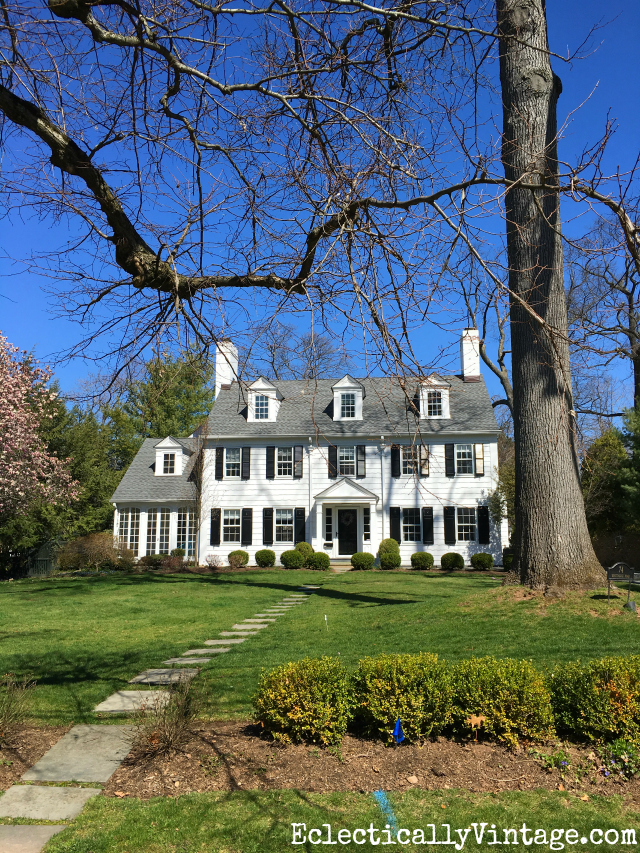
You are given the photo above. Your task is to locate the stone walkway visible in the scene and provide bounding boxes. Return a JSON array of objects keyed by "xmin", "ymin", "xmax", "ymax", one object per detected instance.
[{"xmin": 0, "ymin": 589, "xmax": 312, "ymax": 851}]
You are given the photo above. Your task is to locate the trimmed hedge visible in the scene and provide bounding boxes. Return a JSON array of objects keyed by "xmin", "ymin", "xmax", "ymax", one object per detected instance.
[
  {"xmin": 351, "ymin": 552, "xmax": 375, "ymax": 571},
  {"xmin": 441, "ymin": 552, "xmax": 464, "ymax": 570},
  {"xmin": 255, "ymin": 549, "xmax": 276, "ymax": 568},
  {"xmin": 171, "ymin": 548, "xmax": 186, "ymax": 557},
  {"xmin": 228, "ymin": 549, "xmax": 249, "ymax": 568},
  {"xmin": 354, "ymin": 653, "xmax": 452, "ymax": 743},
  {"xmin": 295, "ymin": 542, "xmax": 314, "ymax": 559},
  {"xmin": 307, "ymin": 552, "xmax": 330, "ymax": 571},
  {"xmin": 410, "ymin": 552, "xmax": 434, "ymax": 570},
  {"xmin": 378, "ymin": 538, "xmax": 400, "ymax": 556},
  {"xmin": 253, "ymin": 657, "xmax": 354, "ymax": 745},
  {"xmin": 470, "ymin": 552, "xmax": 494, "ymax": 570},
  {"xmin": 138, "ymin": 554, "xmax": 164, "ymax": 570},
  {"xmin": 280, "ymin": 549, "xmax": 304, "ymax": 569}
]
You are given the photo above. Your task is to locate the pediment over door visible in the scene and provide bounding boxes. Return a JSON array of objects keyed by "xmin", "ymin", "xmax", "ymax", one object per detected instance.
[{"xmin": 314, "ymin": 477, "xmax": 379, "ymax": 504}]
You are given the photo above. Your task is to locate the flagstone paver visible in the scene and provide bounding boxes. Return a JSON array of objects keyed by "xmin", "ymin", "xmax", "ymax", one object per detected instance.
[
  {"xmin": 0, "ymin": 784, "xmax": 101, "ymax": 820},
  {"xmin": 163, "ymin": 657, "xmax": 212, "ymax": 665},
  {"xmin": 205, "ymin": 638, "xmax": 245, "ymax": 645},
  {"xmin": 0, "ymin": 824, "xmax": 67, "ymax": 853},
  {"xmin": 219, "ymin": 631, "xmax": 259, "ymax": 636},
  {"xmin": 244, "ymin": 618, "xmax": 276, "ymax": 622},
  {"xmin": 22, "ymin": 725, "xmax": 134, "ymax": 783},
  {"xmin": 253, "ymin": 613, "xmax": 278, "ymax": 617},
  {"xmin": 94, "ymin": 690, "xmax": 170, "ymax": 713},
  {"xmin": 182, "ymin": 648, "xmax": 230, "ymax": 655},
  {"xmin": 129, "ymin": 668, "xmax": 198, "ymax": 685},
  {"xmin": 231, "ymin": 623, "xmax": 267, "ymax": 630}
]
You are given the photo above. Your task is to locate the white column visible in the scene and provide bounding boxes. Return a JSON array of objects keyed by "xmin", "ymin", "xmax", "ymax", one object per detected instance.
[
  {"xmin": 316, "ymin": 503, "xmax": 323, "ymax": 550},
  {"xmin": 139, "ymin": 508, "xmax": 148, "ymax": 557},
  {"xmin": 379, "ymin": 442, "xmax": 386, "ymax": 540}
]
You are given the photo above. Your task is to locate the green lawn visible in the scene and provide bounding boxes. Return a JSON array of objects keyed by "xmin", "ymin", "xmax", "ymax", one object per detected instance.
[
  {"xmin": 1, "ymin": 570, "xmax": 639, "ymax": 725},
  {"xmin": 12, "ymin": 788, "xmax": 637, "ymax": 852}
]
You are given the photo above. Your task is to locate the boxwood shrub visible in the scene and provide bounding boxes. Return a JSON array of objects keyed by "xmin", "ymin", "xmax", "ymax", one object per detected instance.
[
  {"xmin": 378, "ymin": 539, "xmax": 401, "ymax": 571},
  {"xmin": 351, "ymin": 552, "xmax": 375, "ymax": 571},
  {"xmin": 353, "ymin": 653, "xmax": 452, "ymax": 743},
  {"xmin": 549, "ymin": 656, "xmax": 640, "ymax": 745},
  {"xmin": 307, "ymin": 552, "xmax": 330, "ymax": 571},
  {"xmin": 255, "ymin": 549, "xmax": 276, "ymax": 568},
  {"xmin": 295, "ymin": 542, "xmax": 314, "ymax": 560},
  {"xmin": 378, "ymin": 538, "xmax": 400, "ymax": 556},
  {"xmin": 280, "ymin": 549, "xmax": 304, "ymax": 569},
  {"xmin": 410, "ymin": 552, "xmax": 434, "ymax": 570},
  {"xmin": 470, "ymin": 552, "xmax": 494, "ymax": 570},
  {"xmin": 228, "ymin": 549, "xmax": 249, "ymax": 567},
  {"xmin": 138, "ymin": 553, "xmax": 164, "ymax": 570},
  {"xmin": 253, "ymin": 657, "xmax": 354, "ymax": 745},
  {"xmin": 441, "ymin": 552, "xmax": 464, "ymax": 570},
  {"xmin": 451, "ymin": 657, "xmax": 555, "ymax": 747}
]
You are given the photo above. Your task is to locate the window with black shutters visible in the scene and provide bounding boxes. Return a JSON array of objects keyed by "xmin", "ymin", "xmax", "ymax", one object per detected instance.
[
  {"xmin": 275, "ymin": 509, "xmax": 294, "ymax": 542},
  {"xmin": 277, "ymin": 447, "xmax": 293, "ymax": 476},
  {"xmin": 223, "ymin": 509, "xmax": 240, "ymax": 542},
  {"xmin": 457, "ymin": 507, "xmax": 476, "ymax": 541},
  {"xmin": 226, "ymin": 448, "xmax": 241, "ymax": 478},
  {"xmin": 402, "ymin": 508, "xmax": 421, "ymax": 542}
]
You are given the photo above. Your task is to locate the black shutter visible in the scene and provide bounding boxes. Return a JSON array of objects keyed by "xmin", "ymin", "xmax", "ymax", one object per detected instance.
[
  {"xmin": 391, "ymin": 445, "xmax": 401, "ymax": 478},
  {"xmin": 328, "ymin": 445, "xmax": 338, "ymax": 478},
  {"xmin": 294, "ymin": 445, "xmax": 304, "ymax": 478},
  {"xmin": 356, "ymin": 445, "xmax": 366, "ymax": 477},
  {"xmin": 215, "ymin": 447, "xmax": 224, "ymax": 480},
  {"xmin": 266, "ymin": 446, "xmax": 275, "ymax": 480},
  {"xmin": 444, "ymin": 506, "xmax": 456, "ymax": 545},
  {"xmin": 389, "ymin": 506, "xmax": 401, "ymax": 544},
  {"xmin": 210, "ymin": 508, "xmax": 221, "ymax": 546},
  {"xmin": 478, "ymin": 505, "xmax": 490, "ymax": 544},
  {"xmin": 241, "ymin": 508, "xmax": 253, "ymax": 546},
  {"xmin": 241, "ymin": 447, "xmax": 251, "ymax": 480},
  {"xmin": 422, "ymin": 507, "xmax": 434, "ymax": 545},
  {"xmin": 294, "ymin": 507, "xmax": 306, "ymax": 543},
  {"xmin": 263, "ymin": 508, "xmax": 274, "ymax": 546},
  {"xmin": 445, "ymin": 444, "xmax": 455, "ymax": 477}
]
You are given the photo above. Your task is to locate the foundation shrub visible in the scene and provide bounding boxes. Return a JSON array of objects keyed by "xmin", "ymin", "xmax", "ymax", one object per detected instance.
[
  {"xmin": 171, "ymin": 548, "xmax": 186, "ymax": 558},
  {"xmin": 353, "ymin": 653, "xmax": 452, "ymax": 743},
  {"xmin": 139, "ymin": 553, "xmax": 164, "ymax": 570},
  {"xmin": 549, "ymin": 656, "xmax": 640, "ymax": 745},
  {"xmin": 280, "ymin": 549, "xmax": 304, "ymax": 569},
  {"xmin": 307, "ymin": 552, "xmax": 330, "ymax": 571},
  {"xmin": 410, "ymin": 552, "xmax": 434, "ymax": 570},
  {"xmin": 378, "ymin": 539, "xmax": 401, "ymax": 570},
  {"xmin": 255, "ymin": 549, "xmax": 276, "ymax": 568},
  {"xmin": 228, "ymin": 549, "xmax": 249, "ymax": 568},
  {"xmin": 470, "ymin": 552, "xmax": 494, "ymax": 570},
  {"xmin": 295, "ymin": 542, "xmax": 314, "ymax": 559},
  {"xmin": 441, "ymin": 552, "xmax": 464, "ymax": 570},
  {"xmin": 351, "ymin": 552, "xmax": 375, "ymax": 571},
  {"xmin": 451, "ymin": 657, "xmax": 555, "ymax": 748},
  {"xmin": 57, "ymin": 532, "xmax": 133, "ymax": 572},
  {"xmin": 253, "ymin": 657, "xmax": 354, "ymax": 745}
]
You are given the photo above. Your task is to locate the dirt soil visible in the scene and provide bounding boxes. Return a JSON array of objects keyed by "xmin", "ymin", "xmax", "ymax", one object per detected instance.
[
  {"xmin": 0, "ymin": 726, "xmax": 70, "ymax": 790},
  {"xmin": 98, "ymin": 722, "xmax": 640, "ymax": 803}
]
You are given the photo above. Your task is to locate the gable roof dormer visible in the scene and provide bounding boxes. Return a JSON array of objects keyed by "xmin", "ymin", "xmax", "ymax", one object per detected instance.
[
  {"xmin": 419, "ymin": 374, "xmax": 451, "ymax": 419},
  {"xmin": 154, "ymin": 436, "xmax": 192, "ymax": 476},
  {"xmin": 247, "ymin": 377, "xmax": 282, "ymax": 422},
  {"xmin": 331, "ymin": 375, "xmax": 365, "ymax": 421}
]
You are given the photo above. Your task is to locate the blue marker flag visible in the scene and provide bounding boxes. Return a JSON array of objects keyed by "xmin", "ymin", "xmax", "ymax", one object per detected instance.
[{"xmin": 392, "ymin": 717, "xmax": 404, "ymax": 744}]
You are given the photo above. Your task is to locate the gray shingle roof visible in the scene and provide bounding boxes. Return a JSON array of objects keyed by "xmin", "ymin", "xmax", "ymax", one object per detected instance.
[
  {"xmin": 111, "ymin": 438, "xmax": 199, "ymax": 503},
  {"xmin": 205, "ymin": 376, "xmax": 498, "ymax": 438}
]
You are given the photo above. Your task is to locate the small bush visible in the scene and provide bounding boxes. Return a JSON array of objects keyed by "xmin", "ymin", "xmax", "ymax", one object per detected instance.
[
  {"xmin": 139, "ymin": 554, "xmax": 164, "ymax": 570},
  {"xmin": 161, "ymin": 555, "xmax": 184, "ymax": 572},
  {"xmin": 0, "ymin": 675, "xmax": 34, "ymax": 744},
  {"xmin": 280, "ymin": 549, "xmax": 304, "ymax": 569},
  {"xmin": 255, "ymin": 549, "xmax": 276, "ymax": 568},
  {"xmin": 228, "ymin": 549, "xmax": 249, "ymax": 568},
  {"xmin": 599, "ymin": 739, "xmax": 640, "ymax": 779},
  {"xmin": 353, "ymin": 653, "xmax": 452, "ymax": 743},
  {"xmin": 295, "ymin": 542, "xmax": 314, "ymax": 558},
  {"xmin": 470, "ymin": 552, "xmax": 494, "ymax": 570},
  {"xmin": 410, "ymin": 552, "xmax": 434, "ymax": 570},
  {"xmin": 129, "ymin": 678, "xmax": 201, "ymax": 756},
  {"xmin": 549, "ymin": 657, "xmax": 640, "ymax": 745},
  {"xmin": 57, "ymin": 532, "xmax": 132, "ymax": 572},
  {"xmin": 307, "ymin": 552, "xmax": 330, "ymax": 571},
  {"xmin": 171, "ymin": 548, "xmax": 186, "ymax": 558},
  {"xmin": 205, "ymin": 554, "xmax": 223, "ymax": 569},
  {"xmin": 378, "ymin": 538, "xmax": 400, "ymax": 556},
  {"xmin": 380, "ymin": 552, "xmax": 401, "ymax": 570},
  {"xmin": 351, "ymin": 552, "xmax": 375, "ymax": 571},
  {"xmin": 451, "ymin": 657, "xmax": 555, "ymax": 748},
  {"xmin": 253, "ymin": 657, "xmax": 354, "ymax": 745},
  {"xmin": 441, "ymin": 552, "xmax": 464, "ymax": 570}
]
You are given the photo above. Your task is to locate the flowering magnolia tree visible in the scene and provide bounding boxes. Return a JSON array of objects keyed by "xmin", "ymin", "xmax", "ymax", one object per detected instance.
[{"xmin": 0, "ymin": 333, "xmax": 78, "ymax": 520}]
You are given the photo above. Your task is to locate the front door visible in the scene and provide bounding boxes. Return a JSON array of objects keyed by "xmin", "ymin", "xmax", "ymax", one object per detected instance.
[{"xmin": 337, "ymin": 508, "xmax": 358, "ymax": 555}]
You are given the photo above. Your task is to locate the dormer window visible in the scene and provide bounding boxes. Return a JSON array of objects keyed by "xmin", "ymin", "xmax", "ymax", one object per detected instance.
[
  {"xmin": 426, "ymin": 390, "xmax": 442, "ymax": 417},
  {"xmin": 419, "ymin": 376, "xmax": 450, "ymax": 419},
  {"xmin": 254, "ymin": 394, "xmax": 269, "ymax": 420},
  {"xmin": 332, "ymin": 375, "xmax": 364, "ymax": 421},
  {"xmin": 163, "ymin": 453, "xmax": 175, "ymax": 474},
  {"xmin": 247, "ymin": 377, "xmax": 281, "ymax": 422},
  {"xmin": 340, "ymin": 393, "xmax": 356, "ymax": 418},
  {"xmin": 154, "ymin": 436, "xmax": 190, "ymax": 475}
]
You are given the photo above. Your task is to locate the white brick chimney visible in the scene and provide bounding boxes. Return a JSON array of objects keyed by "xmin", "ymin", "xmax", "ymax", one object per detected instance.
[
  {"xmin": 215, "ymin": 340, "xmax": 238, "ymax": 397},
  {"xmin": 460, "ymin": 328, "xmax": 481, "ymax": 381}
]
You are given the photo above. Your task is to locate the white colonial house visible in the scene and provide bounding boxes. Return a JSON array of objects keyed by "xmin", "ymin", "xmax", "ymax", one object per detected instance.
[{"xmin": 111, "ymin": 330, "xmax": 508, "ymax": 566}]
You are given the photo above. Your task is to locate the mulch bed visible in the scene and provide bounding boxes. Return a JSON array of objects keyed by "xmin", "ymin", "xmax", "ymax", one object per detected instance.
[{"xmin": 0, "ymin": 726, "xmax": 70, "ymax": 790}]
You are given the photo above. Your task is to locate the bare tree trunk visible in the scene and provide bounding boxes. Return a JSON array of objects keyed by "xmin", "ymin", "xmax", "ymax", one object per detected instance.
[{"xmin": 497, "ymin": 0, "xmax": 604, "ymax": 589}]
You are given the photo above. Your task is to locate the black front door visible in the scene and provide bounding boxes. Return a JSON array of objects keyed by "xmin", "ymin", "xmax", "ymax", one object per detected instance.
[{"xmin": 338, "ymin": 509, "xmax": 358, "ymax": 555}]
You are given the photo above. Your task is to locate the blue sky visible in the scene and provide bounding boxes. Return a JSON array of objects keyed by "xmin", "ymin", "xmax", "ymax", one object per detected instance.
[{"xmin": 0, "ymin": 0, "xmax": 638, "ymax": 399}]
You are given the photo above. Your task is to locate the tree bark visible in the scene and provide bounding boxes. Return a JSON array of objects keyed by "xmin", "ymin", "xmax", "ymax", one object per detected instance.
[{"xmin": 496, "ymin": 0, "xmax": 604, "ymax": 589}]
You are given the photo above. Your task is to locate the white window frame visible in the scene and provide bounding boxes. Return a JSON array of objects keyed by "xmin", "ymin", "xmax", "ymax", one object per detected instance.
[
  {"xmin": 162, "ymin": 453, "xmax": 175, "ymax": 474},
  {"xmin": 225, "ymin": 447, "xmax": 241, "ymax": 478},
  {"xmin": 340, "ymin": 393, "xmax": 356, "ymax": 418},
  {"xmin": 118, "ymin": 506, "xmax": 140, "ymax": 556},
  {"xmin": 420, "ymin": 382, "xmax": 450, "ymax": 419},
  {"xmin": 457, "ymin": 507, "xmax": 476, "ymax": 541},
  {"xmin": 426, "ymin": 390, "xmax": 443, "ymax": 417},
  {"xmin": 402, "ymin": 507, "xmax": 421, "ymax": 542},
  {"xmin": 402, "ymin": 445, "xmax": 418, "ymax": 475},
  {"xmin": 177, "ymin": 508, "xmax": 196, "ymax": 556},
  {"xmin": 254, "ymin": 394, "xmax": 270, "ymax": 420},
  {"xmin": 277, "ymin": 446, "xmax": 293, "ymax": 477},
  {"xmin": 338, "ymin": 446, "xmax": 356, "ymax": 476},
  {"xmin": 456, "ymin": 443, "xmax": 474, "ymax": 475},
  {"xmin": 275, "ymin": 509, "xmax": 294, "ymax": 543},
  {"xmin": 223, "ymin": 509, "xmax": 241, "ymax": 543}
]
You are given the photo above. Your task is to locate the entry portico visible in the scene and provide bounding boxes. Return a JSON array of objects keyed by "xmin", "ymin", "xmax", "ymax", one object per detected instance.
[{"xmin": 312, "ymin": 478, "xmax": 379, "ymax": 558}]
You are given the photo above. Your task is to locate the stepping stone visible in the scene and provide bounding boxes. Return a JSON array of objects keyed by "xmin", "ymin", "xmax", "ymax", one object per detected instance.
[
  {"xmin": 182, "ymin": 648, "xmax": 230, "ymax": 655},
  {"xmin": 94, "ymin": 690, "xmax": 169, "ymax": 714},
  {"xmin": 220, "ymin": 631, "xmax": 258, "ymax": 636},
  {"xmin": 231, "ymin": 623, "xmax": 267, "ymax": 630},
  {"xmin": 0, "ymin": 784, "xmax": 100, "ymax": 820},
  {"xmin": 129, "ymin": 669, "xmax": 198, "ymax": 685},
  {"xmin": 0, "ymin": 824, "xmax": 67, "ymax": 853},
  {"xmin": 163, "ymin": 657, "xmax": 212, "ymax": 665},
  {"xmin": 289, "ymin": 594, "xmax": 310, "ymax": 597},
  {"xmin": 253, "ymin": 613, "xmax": 278, "ymax": 618},
  {"xmin": 205, "ymin": 638, "xmax": 245, "ymax": 645},
  {"xmin": 22, "ymin": 724, "xmax": 134, "ymax": 783},
  {"xmin": 244, "ymin": 618, "xmax": 276, "ymax": 622},
  {"xmin": 299, "ymin": 585, "xmax": 320, "ymax": 589}
]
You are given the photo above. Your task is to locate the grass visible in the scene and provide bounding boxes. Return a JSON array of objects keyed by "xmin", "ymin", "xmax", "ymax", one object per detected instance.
[
  {"xmin": 8, "ymin": 788, "xmax": 635, "ymax": 851},
  {"xmin": 1, "ymin": 570, "xmax": 639, "ymax": 725}
]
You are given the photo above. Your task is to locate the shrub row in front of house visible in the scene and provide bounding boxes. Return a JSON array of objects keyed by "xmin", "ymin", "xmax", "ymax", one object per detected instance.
[{"xmin": 253, "ymin": 653, "xmax": 640, "ymax": 748}]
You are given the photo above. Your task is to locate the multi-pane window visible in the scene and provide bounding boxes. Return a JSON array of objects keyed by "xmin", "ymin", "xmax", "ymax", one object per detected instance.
[
  {"xmin": 159, "ymin": 509, "xmax": 170, "ymax": 554},
  {"xmin": 223, "ymin": 509, "xmax": 241, "ymax": 543},
  {"xmin": 255, "ymin": 394, "xmax": 269, "ymax": 420},
  {"xmin": 363, "ymin": 507, "xmax": 371, "ymax": 542},
  {"xmin": 163, "ymin": 452, "xmax": 175, "ymax": 474},
  {"xmin": 456, "ymin": 444, "xmax": 474, "ymax": 474},
  {"xmin": 402, "ymin": 508, "xmax": 421, "ymax": 542},
  {"xmin": 402, "ymin": 445, "xmax": 418, "ymax": 475},
  {"xmin": 325, "ymin": 507, "xmax": 333, "ymax": 542},
  {"xmin": 275, "ymin": 509, "xmax": 294, "ymax": 542},
  {"xmin": 118, "ymin": 507, "xmax": 140, "ymax": 555},
  {"xmin": 340, "ymin": 393, "xmax": 356, "ymax": 418},
  {"xmin": 338, "ymin": 446, "xmax": 356, "ymax": 475},
  {"xmin": 146, "ymin": 509, "xmax": 157, "ymax": 554},
  {"xmin": 457, "ymin": 508, "xmax": 476, "ymax": 541},
  {"xmin": 226, "ymin": 448, "xmax": 241, "ymax": 477},
  {"xmin": 176, "ymin": 508, "xmax": 196, "ymax": 556},
  {"xmin": 427, "ymin": 391, "xmax": 442, "ymax": 417},
  {"xmin": 277, "ymin": 447, "xmax": 293, "ymax": 477}
]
